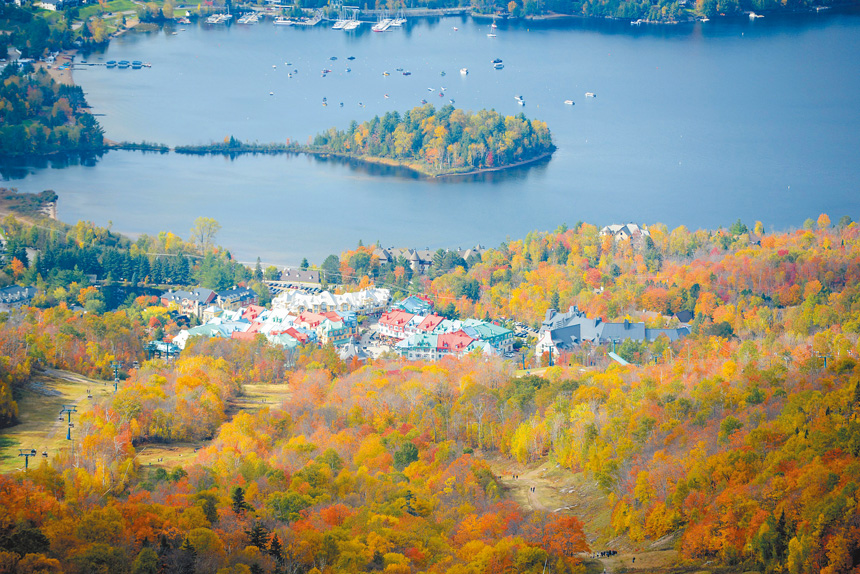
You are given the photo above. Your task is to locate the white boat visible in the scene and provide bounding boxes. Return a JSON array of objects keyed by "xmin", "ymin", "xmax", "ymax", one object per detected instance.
[
  {"xmin": 460, "ymin": 68, "xmax": 468, "ymax": 75},
  {"xmin": 700, "ymin": 17, "xmax": 709, "ymax": 21},
  {"xmin": 487, "ymin": 33, "xmax": 496, "ymax": 38},
  {"xmin": 206, "ymin": 14, "xmax": 227, "ymax": 24},
  {"xmin": 390, "ymin": 10, "xmax": 406, "ymax": 27},
  {"xmin": 274, "ymin": 16, "xmax": 294, "ymax": 25},
  {"xmin": 585, "ymin": 92, "xmax": 596, "ymax": 98},
  {"xmin": 564, "ymin": 99, "xmax": 574, "ymax": 105},
  {"xmin": 332, "ymin": 19, "xmax": 347, "ymax": 29},
  {"xmin": 343, "ymin": 20, "xmax": 360, "ymax": 30},
  {"xmin": 749, "ymin": 11, "xmax": 763, "ymax": 18}
]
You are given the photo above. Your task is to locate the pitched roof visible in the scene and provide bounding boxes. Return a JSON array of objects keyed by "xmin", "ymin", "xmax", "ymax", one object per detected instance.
[
  {"xmin": 379, "ymin": 309, "xmax": 415, "ymax": 327},
  {"xmin": 437, "ymin": 330, "xmax": 474, "ymax": 352},
  {"xmin": 297, "ymin": 311, "xmax": 326, "ymax": 326},
  {"xmin": 417, "ymin": 314, "xmax": 445, "ymax": 332},
  {"xmin": 280, "ymin": 267, "xmax": 320, "ymax": 283},
  {"xmin": 0, "ymin": 285, "xmax": 38, "ymax": 304}
]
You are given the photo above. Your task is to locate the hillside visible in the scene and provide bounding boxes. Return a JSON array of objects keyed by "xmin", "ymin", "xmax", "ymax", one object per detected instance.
[{"xmin": 0, "ymin": 216, "xmax": 858, "ymax": 574}]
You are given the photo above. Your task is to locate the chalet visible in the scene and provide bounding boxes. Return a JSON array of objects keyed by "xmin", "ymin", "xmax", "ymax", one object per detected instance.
[
  {"xmin": 320, "ymin": 319, "xmax": 352, "ymax": 346},
  {"xmin": 536, "ymin": 306, "xmax": 690, "ymax": 357},
  {"xmin": 599, "ymin": 223, "xmax": 651, "ymax": 244},
  {"xmin": 161, "ymin": 288, "xmax": 216, "ymax": 319},
  {"xmin": 338, "ymin": 341, "xmax": 369, "ymax": 362},
  {"xmin": 374, "ymin": 245, "xmax": 487, "ymax": 275},
  {"xmin": 395, "ymin": 333, "xmax": 439, "ymax": 361},
  {"xmin": 464, "ymin": 320, "xmax": 514, "ymax": 353},
  {"xmin": 416, "ymin": 314, "xmax": 445, "ymax": 333},
  {"xmin": 674, "ymin": 310, "xmax": 694, "ymax": 324},
  {"xmin": 437, "ymin": 330, "xmax": 475, "ymax": 357},
  {"xmin": 278, "ymin": 267, "xmax": 321, "ymax": 287},
  {"xmin": 295, "ymin": 311, "xmax": 326, "ymax": 330},
  {"xmin": 0, "ymin": 285, "xmax": 38, "ymax": 311},
  {"xmin": 271, "ymin": 288, "xmax": 389, "ymax": 316},
  {"xmin": 242, "ymin": 305, "xmax": 266, "ymax": 322},
  {"xmin": 378, "ymin": 309, "xmax": 415, "ymax": 339},
  {"xmin": 217, "ymin": 286, "xmax": 258, "ymax": 310},
  {"xmin": 393, "ymin": 295, "xmax": 433, "ymax": 315}
]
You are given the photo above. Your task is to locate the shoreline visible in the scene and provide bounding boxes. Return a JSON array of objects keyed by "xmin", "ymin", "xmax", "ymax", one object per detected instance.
[
  {"xmin": 39, "ymin": 51, "xmax": 77, "ymax": 86},
  {"xmin": 31, "ymin": 4, "xmax": 857, "ymax": 94},
  {"xmin": 1, "ymin": 146, "xmax": 555, "ymax": 180},
  {"xmin": 310, "ymin": 148, "xmax": 556, "ymax": 178}
]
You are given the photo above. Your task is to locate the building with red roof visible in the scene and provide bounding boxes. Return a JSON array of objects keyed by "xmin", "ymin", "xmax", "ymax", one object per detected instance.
[
  {"xmin": 417, "ymin": 314, "xmax": 445, "ymax": 333},
  {"xmin": 437, "ymin": 330, "xmax": 474, "ymax": 356},
  {"xmin": 378, "ymin": 309, "xmax": 415, "ymax": 339},
  {"xmin": 296, "ymin": 311, "xmax": 327, "ymax": 329}
]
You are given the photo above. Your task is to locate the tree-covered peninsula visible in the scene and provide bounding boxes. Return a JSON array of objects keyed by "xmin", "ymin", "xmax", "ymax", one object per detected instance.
[
  {"xmin": 309, "ymin": 104, "xmax": 555, "ymax": 177},
  {"xmin": 0, "ymin": 64, "xmax": 104, "ymax": 157}
]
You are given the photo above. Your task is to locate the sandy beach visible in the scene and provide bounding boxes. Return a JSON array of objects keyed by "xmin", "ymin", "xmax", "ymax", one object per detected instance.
[{"xmin": 38, "ymin": 51, "xmax": 76, "ymax": 85}]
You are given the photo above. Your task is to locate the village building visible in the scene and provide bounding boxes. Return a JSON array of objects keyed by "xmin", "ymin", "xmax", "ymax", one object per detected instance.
[
  {"xmin": 216, "ymin": 286, "xmax": 258, "ymax": 310},
  {"xmin": 377, "ymin": 309, "xmax": 415, "ymax": 339},
  {"xmin": 535, "ymin": 306, "xmax": 690, "ymax": 357},
  {"xmin": 373, "ymin": 245, "xmax": 487, "ymax": 275},
  {"xmin": 392, "ymin": 294, "xmax": 433, "ymax": 315},
  {"xmin": 599, "ymin": 223, "xmax": 651, "ymax": 245},
  {"xmin": 161, "ymin": 288, "xmax": 216, "ymax": 319},
  {"xmin": 271, "ymin": 287, "xmax": 389, "ymax": 316},
  {"xmin": 0, "ymin": 285, "xmax": 38, "ymax": 312}
]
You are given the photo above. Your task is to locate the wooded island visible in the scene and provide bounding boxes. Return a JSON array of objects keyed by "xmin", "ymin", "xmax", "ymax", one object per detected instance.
[
  {"xmin": 309, "ymin": 104, "xmax": 555, "ymax": 177},
  {"xmin": 176, "ymin": 105, "xmax": 556, "ymax": 177}
]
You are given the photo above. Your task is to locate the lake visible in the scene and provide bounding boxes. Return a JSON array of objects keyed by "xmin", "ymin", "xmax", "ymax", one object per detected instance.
[{"xmin": 3, "ymin": 10, "xmax": 859, "ymax": 265}]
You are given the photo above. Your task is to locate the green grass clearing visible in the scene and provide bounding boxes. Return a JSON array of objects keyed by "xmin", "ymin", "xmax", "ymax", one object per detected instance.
[
  {"xmin": 0, "ymin": 369, "xmax": 107, "ymax": 473},
  {"xmin": 77, "ymin": 0, "xmax": 138, "ymax": 20}
]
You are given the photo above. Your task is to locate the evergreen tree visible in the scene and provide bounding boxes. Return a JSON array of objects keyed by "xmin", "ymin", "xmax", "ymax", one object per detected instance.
[
  {"xmin": 246, "ymin": 521, "xmax": 270, "ymax": 549},
  {"xmin": 177, "ymin": 538, "xmax": 196, "ymax": 574},
  {"xmin": 231, "ymin": 486, "xmax": 251, "ymax": 514}
]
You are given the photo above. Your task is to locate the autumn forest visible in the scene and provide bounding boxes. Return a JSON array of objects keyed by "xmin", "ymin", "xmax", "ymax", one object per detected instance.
[{"xmin": 1, "ymin": 213, "xmax": 860, "ymax": 574}]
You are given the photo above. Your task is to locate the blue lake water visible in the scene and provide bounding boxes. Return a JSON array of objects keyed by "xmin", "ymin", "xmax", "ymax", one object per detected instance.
[{"xmin": 3, "ymin": 10, "xmax": 860, "ymax": 265}]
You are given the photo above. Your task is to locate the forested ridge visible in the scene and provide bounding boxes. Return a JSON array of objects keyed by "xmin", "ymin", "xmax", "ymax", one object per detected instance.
[
  {"xmin": 310, "ymin": 105, "xmax": 555, "ymax": 176},
  {"xmin": 0, "ymin": 214, "xmax": 859, "ymax": 574}
]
